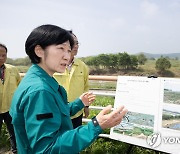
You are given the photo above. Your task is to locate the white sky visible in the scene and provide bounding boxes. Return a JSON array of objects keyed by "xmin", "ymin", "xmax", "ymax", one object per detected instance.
[{"xmin": 1, "ymin": 0, "xmax": 180, "ymax": 59}]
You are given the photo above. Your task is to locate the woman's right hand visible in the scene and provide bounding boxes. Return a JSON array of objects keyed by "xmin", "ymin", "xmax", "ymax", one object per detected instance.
[{"xmin": 96, "ymin": 105, "xmax": 128, "ymax": 130}]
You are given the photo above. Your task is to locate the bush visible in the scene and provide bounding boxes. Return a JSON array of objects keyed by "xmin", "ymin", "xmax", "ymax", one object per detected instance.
[
  {"xmin": 155, "ymin": 57, "xmax": 171, "ymax": 75},
  {"xmin": 0, "ymin": 124, "xmax": 10, "ymax": 149},
  {"xmin": 81, "ymin": 138, "xmax": 130, "ymax": 154}
]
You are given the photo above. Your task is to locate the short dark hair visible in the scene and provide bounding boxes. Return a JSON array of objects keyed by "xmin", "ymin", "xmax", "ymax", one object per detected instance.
[
  {"xmin": 69, "ymin": 30, "xmax": 77, "ymax": 38},
  {"xmin": 25, "ymin": 24, "xmax": 74, "ymax": 64},
  {"xmin": 0, "ymin": 43, "xmax": 8, "ymax": 53}
]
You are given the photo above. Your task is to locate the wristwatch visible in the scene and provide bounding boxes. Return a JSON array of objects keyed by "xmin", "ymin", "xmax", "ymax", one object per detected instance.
[{"xmin": 92, "ymin": 116, "xmax": 99, "ymax": 127}]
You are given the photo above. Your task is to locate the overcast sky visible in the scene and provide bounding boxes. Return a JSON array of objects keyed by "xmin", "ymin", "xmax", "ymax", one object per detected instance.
[{"xmin": 1, "ymin": 0, "xmax": 180, "ymax": 59}]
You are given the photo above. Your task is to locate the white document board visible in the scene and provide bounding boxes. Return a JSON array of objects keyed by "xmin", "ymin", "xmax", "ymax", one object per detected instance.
[{"xmin": 110, "ymin": 76, "xmax": 180, "ymax": 154}]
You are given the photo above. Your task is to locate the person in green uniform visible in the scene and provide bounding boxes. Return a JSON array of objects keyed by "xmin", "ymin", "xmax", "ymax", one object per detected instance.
[{"xmin": 10, "ymin": 24, "xmax": 128, "ymax": 154}]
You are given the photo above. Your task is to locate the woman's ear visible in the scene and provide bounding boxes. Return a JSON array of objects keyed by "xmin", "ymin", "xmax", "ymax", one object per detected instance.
[{"xmin": 34, "ymin": 45, "xmax": 44, "ymax": 58}]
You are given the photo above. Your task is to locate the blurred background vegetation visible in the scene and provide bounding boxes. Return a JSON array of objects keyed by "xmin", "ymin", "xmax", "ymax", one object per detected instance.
[{"xmin": 7, "ymin": 52, "xmax": 180, "ymax": 77}]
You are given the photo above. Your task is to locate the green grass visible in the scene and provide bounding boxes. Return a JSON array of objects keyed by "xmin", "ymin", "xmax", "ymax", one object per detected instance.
[
  {"xmin": 81, "ymin": 138, "xmax": 130, "ymax": 154},
  {"xmin": 89, "ymin": 81, "xmax": 117, "ymax": 90},
  {"xmin": 0, "ymin": 124, "xmax": 10, "ymax": 150},
  {"xmin": 139, "ymin": 59, "xmax": 180, "ymax": 77},
  {"xmin": 92, "ymin": 96, "xmax": 115, "ymax": 107}
]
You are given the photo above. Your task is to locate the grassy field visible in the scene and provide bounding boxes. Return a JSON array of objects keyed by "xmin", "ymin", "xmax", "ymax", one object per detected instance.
[
  {"xmin": 138, "ymin": 59, "xmax": 180, "ymax": 77},
  {"xmin": 89, "ymin": 81, "xmax": 117, "ymax": 90}
]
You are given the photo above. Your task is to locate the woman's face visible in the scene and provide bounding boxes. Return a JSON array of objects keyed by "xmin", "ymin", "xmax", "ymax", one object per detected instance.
[{"xmin": 38, "ymin": 41, "xmax": 71, "ymax": 76}]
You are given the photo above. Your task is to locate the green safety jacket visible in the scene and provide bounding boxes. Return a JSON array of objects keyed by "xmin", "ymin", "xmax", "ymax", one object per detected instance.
[{"xmin": 10, "ymin": 64, "xmax": 102, "ymax": 154}]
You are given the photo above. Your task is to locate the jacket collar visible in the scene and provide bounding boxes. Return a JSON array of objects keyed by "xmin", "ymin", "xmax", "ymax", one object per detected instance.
[
  {"xmin": 0, "ymin": 64, "xmax": 5, "ymax": 70},
  {"xmin": 28, "ymin": 64, "xmax": 59, "ymax": 92},
  {"xmin": 73, "ymin": 58, "xmax": 79, "ymax": 66}
]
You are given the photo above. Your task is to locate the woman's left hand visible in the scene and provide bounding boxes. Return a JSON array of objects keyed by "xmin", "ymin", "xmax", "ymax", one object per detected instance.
[{"xmin": 79, "ymin": 92, "xmax": 96, "ymax": 107}]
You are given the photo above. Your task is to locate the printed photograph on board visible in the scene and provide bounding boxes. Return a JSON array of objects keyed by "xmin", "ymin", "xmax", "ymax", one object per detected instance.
[
  {"xmin": 113, "ymin": 111, "xmax": 154, "ymax": 139},
  {"xmin": 162, "ymin": 80, "xmax": 180, "ymax": 131}
]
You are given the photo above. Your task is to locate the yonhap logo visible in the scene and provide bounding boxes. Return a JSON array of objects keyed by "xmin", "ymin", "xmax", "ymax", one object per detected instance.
[
  {"xmin": 147, "ymin": 133, "xmax": 180, "ymax": 148},
  {"xmin": 147, "ymin": 133, "xmax": 162, "ymax": 148}
]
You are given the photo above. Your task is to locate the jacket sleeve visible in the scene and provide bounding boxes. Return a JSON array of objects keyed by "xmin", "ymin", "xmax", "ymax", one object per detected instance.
[
  {"xmin": 50, "ymin": 122, "xmax": 102, "ymax": 154},
  {"xmin": 68, "ymin": 98, "xmax": 84, "ymax": 116},
  {"xmin": 59, "ymin": 85, "xmax": 85, "ymax": 116},
  {"xmin": 23, "ymin": 90, "xmax": 102, "ymax": 154}
]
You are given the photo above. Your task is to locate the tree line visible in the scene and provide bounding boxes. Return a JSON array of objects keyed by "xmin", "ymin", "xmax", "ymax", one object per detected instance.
[
  {"xmin": 7, "ymin": 52, "xmax": 172, "ymax": 75},
  {"xmin": 82, "ymin": 52, "xmax": 147, "ymax": 70},
  {"xmin": 82, "ymin": 52, "xmax": 172, "ymax": 75},
  {"xmin": 7, "ymin": 56, "xmax": 31, "ymax": 66}
]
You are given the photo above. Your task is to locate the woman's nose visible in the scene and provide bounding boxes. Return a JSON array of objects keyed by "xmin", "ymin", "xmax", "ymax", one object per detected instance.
[{"xmin": 64, "ymin": 51, "xmax": 71, "ymax": 60}]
